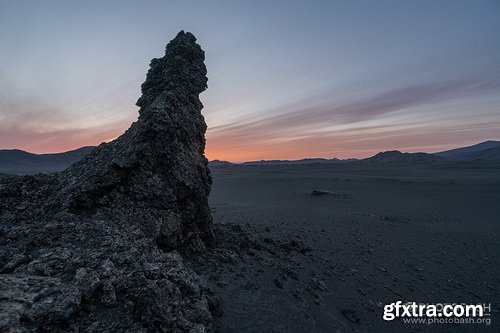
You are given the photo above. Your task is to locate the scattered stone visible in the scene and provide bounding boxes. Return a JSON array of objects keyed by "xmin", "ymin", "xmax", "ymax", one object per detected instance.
[
  {"xmin": 341, "ymin": 309, "xmax": 361, "ymax": 324},
  {"xmin": 274, "ymin": 277, "xmax": 285, "ymax": 289},
  {"xmin": 309, "ymin": 277, "xmax": 328, "ymax": 292},
  {"xmin": 311, "ymin": 190, "xmax": 351, "ymax": 198}
]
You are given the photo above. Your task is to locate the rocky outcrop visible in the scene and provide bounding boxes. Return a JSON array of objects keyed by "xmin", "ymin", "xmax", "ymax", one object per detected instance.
[{"xmin": 0, "ymin": 31, "xmax": 216, "ymax": 332}]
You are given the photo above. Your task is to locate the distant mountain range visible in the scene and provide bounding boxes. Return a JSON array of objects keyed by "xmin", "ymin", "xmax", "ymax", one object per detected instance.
[
  {"xmin": 363, "ymin": 150, "xmax": 443, "ymax": 163},
  {"xmin": 242, "ymin": 157, "xmax": 359, "ymax": 166},
  {"xmin": 1, "ymin": 141, "xmax": 499, "ymax": 174},
  {"xmin": 0, "ymin": 146, "xmax": 95, "ymax": 174},
  {"xmin": 209, "ymin": 140, "xmax": 500, "ymax": 166},
  {"xmin": 209, "ymin": 157, "xmax": 361, "ymax": 166}
]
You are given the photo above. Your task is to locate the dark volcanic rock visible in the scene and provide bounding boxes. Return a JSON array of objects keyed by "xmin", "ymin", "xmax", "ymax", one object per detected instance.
[
  {"xmin": 0, "ymin": 31, "xmax": 215, "ymax": 332},
  {"xmin": 311, "ymin": 189, "xmax": 352, "ymax": 198}
]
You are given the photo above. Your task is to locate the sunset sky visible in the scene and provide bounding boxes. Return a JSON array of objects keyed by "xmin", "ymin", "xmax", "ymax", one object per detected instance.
[{"xmin": 1, "ymin": 1, "xmax": 499, "ymax": 162}]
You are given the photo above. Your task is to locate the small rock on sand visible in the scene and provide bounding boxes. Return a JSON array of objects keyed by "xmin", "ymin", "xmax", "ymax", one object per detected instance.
[{"xmin": 311, "ymin": 190, "xmax": 351, "ymax": 198}]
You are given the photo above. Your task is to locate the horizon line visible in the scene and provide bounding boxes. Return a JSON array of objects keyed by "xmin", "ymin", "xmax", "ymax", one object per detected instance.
[{"xmin": 2, "ymin": 139, "xmax": 499, "ymax": 164}]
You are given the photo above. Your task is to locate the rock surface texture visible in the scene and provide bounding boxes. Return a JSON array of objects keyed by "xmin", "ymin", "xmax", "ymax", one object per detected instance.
[{"xmin": 0, "ymin": 31, "xmax": 216, "ymax": 332}]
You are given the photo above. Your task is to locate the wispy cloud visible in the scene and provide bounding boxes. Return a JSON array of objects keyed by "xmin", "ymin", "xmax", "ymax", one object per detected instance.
[
  {"xmin": 0, "ymin": 75, "xmax": 136, "ymax": 153},
  {"xmin": 2, "ymin": 65, "xmax": 499, "ymax": 160},
  {"xmin": 0, "ymin": 112, "xmax": 129, "ymax": 153},
  {"xmin": 209, "ymin": 73, "xmax": 500, "ymax": 141},
  {"xmin": 206, "ymin": 70, "xmax": 500, "ymax": 161},
  {"xmin": 0, "ymin": 96, "xmax": 130, "ymax": 153}
]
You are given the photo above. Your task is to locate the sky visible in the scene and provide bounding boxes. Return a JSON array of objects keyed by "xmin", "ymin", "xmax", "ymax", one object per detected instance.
[{"xmin": 0, "ymin": 1, "xmax": 499, "ymax": 162}]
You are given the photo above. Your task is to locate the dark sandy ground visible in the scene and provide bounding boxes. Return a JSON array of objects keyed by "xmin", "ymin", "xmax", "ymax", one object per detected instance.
[{"xmin": 190, "ymin": 162, "xmax": 500, "ymax": 332}]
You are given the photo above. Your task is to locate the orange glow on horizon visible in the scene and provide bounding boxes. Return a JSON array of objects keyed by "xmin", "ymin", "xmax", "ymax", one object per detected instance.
[{"xmin": 3, "ymin": 124, "xmax": 495, "ymax": 163}]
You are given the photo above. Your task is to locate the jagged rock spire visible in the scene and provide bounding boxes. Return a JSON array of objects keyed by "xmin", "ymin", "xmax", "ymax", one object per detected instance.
[
  {"xmin": 137, "ymin": 30, "xmax": 208, "ymax": 109},
  {"xmin": 51, "ymin": 30, "xmax": 214, "ymax": 251},
  {"xmin": 0, "ymin": 31, "xmax": 216, "ymax": 332}
]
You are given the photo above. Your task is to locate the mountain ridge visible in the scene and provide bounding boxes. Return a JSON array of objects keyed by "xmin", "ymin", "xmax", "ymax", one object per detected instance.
[
  {"xmin": 363, "ymin": 150, "xmax": 443, "ymax": 163},
  {"xmin": 2, "ymin": 140, "xmax": 500, "ymax": 173},
  {"xmin": 0, "ymin": 146, "xmax": 96, "ymax": 174},
  {"xmin": 434, "ymin": 140, "xmax": 500, "ymax": 161}
]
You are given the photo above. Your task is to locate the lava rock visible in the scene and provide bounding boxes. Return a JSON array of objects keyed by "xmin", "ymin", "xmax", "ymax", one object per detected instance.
[{"xmin": 0, "ymin": 31, "xmax": 215, "ymax": 332}]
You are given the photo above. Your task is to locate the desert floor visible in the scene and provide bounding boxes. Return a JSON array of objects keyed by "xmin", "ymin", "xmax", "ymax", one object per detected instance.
[{"xmin": 191, "ymin": 162, "xmax": 500, "ymax": 332}]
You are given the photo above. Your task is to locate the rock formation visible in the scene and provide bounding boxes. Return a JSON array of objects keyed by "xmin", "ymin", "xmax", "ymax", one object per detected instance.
[{"xmin": 0, "ymin": 31, "xmax": 216, "ymax": 332}]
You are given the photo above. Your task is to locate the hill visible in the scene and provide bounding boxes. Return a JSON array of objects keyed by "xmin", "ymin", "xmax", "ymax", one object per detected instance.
[
  {"xmin": 365, "ymin": 150, "xmax": 443, "ymax": 163},
  {"xmin": 435, "ymin": 140, "xmax": 500, "ymax": 161},
  {"xmin": 0, "ymin": 146, "xmax": 95, "ymax": 174},
  {"xmin": 209, "ymin": 160, "xmax": 235, "ymax": 167}
]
